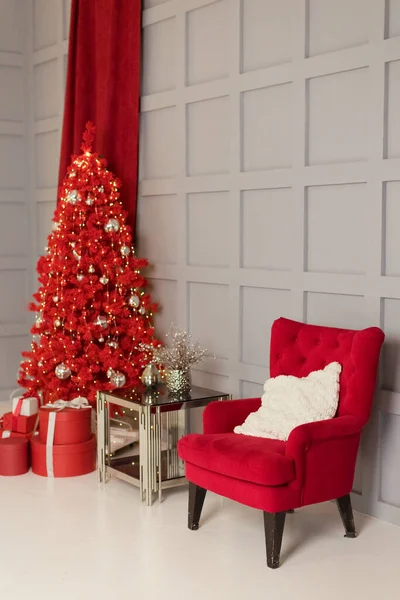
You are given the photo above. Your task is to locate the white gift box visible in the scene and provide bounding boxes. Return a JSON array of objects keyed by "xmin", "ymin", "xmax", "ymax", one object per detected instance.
[{"xmin": 12, "ymin": 396, "xmax": 39, "ymax": 417}]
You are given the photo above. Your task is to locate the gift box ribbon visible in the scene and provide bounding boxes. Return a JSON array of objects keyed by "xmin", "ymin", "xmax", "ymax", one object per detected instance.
[
  {"xmin": 42, "ymin": 397, "xmax": 90, "ymax": 477},
  {"xmin": 11, "ymin": 389, "xmax": 41, "ymax": 432}
]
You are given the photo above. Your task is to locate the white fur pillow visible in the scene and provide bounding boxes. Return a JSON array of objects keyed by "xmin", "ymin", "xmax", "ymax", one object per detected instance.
[{"xmin": 234, "ymin": 362, "xmax": 341, "ymax": 441}]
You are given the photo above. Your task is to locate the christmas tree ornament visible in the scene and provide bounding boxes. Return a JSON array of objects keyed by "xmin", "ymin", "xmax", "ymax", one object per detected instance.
[
  {"xmin": 128, "ymin": 294, "xmax": 140, "ymax": 308},
  {"xmin": 18, "ymin": 122, "xmax": 159, "ymax": 405},
  {"xmin": 120, "ymin": 245, "xmax": 130, "ymax": 257},
  {"xmin": 110, "ymin": 371, "xmax": 126, "ymax": 388},
  {"xmin": 107, "ymin": 368, "xmax": 114, "ymax": 379},
  {"xmin": 94, "ymin": 315, "xmax": 108, "ymax": 328},
  {"xmin": 139, "ymin": 307, "xmax": 146, "ymax": 315},
  {"xmin": 66, "ymin": 190, "xmax": 80, "ymax": 204},
  {"xmin": 55, "ymin": 363, "xmax": 71, "ymax": 380},
  {"xmin": 104, "ymin": 218, "xmax": 120, "ymax": 233}
]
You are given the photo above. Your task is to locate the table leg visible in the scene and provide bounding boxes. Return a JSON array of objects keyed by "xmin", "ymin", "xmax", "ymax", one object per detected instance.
[
  {"xmin": 144, "ymin": 405, "xmax": 153, "ymax": 506},
  {"xmin": 156, "ymin": 407, "xmax": 162, "ymax": 503},
  {"xmin": 97, "ymin": 392, "xmax": 106, "ymax": 484}
]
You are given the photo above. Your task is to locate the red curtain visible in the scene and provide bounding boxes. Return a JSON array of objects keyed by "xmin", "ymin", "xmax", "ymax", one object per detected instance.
[{"xmin": 59, "ymin": 0, "xmax": 142, "ymax": 233}]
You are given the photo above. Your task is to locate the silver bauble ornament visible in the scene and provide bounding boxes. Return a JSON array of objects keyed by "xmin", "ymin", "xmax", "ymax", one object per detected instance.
[
  {"xmin": 54, "ymin": 319, "xmax": 61, "ymax": 327},
  {"xmin": 99, "ymin": 276, "xmax": 109, "ymax": 285},
  {"xmin": 86, "ymin": 194, "xmax": 94, "ymax": 205},
  {"xmin": 53, "ymin": 295, "xmax": 59, "ymax": 303},
  {"xmin": 107, "ymin": 368, "xmax": 114, "ymax": 378},
  {"xmin": 120, "ymin": 245, "xmax": 130, "ymax": 257},
  {"xmin": 128, "ymin": 294, "xmax": 140, "ymax": 308},
  {"xmin": 55, "ymin": 363, "xmax": 71, "ymax": 379},
  {"xmin": 110, "ymin": 371, "xmax": 126, "ymax": 388},
  {"xmin": 107, "ymin": 341, "xmax": 118, "ymax": 349},
  {"xmin": 104, "ymin": 218, "xmax": 120, "ymax": 233},
  {"xmin": 98, "ymin": 185, "xmax": 104, "ymax": 193},
  {"xmin": 77, "ymin": 274, "xmax": 84, "ymax": 282},
  {"xmin": 38, "ymin": 361, "xmax": 43, "ymax": 367},
  {"xmin": 88, "ymin": 265, "xmax": 95, "ymax": 273},
  {"xmin": 139, "ymin": 306, "xmax": 146, "ymax": 315},
  {"xmin": 94, "ymin": 315, "xmax": 108, "ymax": 328},
  {"xmin": 67, "ymin": 189, "xmax": 80, "ymax": 204},
  {"xmin": 98, "ymin": 336, "xmax": 105, "ymax": 343}
]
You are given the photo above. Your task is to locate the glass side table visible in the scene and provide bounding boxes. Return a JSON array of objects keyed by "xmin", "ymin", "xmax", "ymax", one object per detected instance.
[{"xmin": 97, "ymin": 384, "xmax": 230, "ymax": 505}]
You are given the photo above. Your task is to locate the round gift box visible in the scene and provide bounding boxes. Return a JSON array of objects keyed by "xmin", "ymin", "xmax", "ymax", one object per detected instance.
[
  {"xmin": 39, "ymin": 406, "xmax": 92, "ymax": 445},
  {"xmin": 31, "ymin": 435, "xmax": 96, "ymax": 478},
  {"xmin": 0, "ymin": 437, "xmax": 29, "ymax": 476}
]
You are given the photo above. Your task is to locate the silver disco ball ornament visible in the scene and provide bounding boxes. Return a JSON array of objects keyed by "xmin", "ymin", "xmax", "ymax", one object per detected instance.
[
  {"xmin": 55, "ymin": 363, "xmax": 71, "ymax": 380},
  {"xmin": 94, "ymin": 315, "xmax": 108, "ymax": 328},
  {"xmin": 120, "ymin": 245, "xmax": 130, "ymax": 257},
  {"xmin": 128, "ymin": 294, "xmax": 140, "ymax": 308},
  {"xmin": 99, "ymin": 276, "xmax": 109, "ymax": 285},
  {"xmin": 104, "ymin": 218, "xmax": 120, "ymax": 233},
  {"xmin": 98, "ymin": 336, "xmax": 104, "ymax": 343},
  {"xmin": 66, "ymin": 189, "xmax": 80, "ymax": 204},
  {"xmin": 139, "ymin": 306, "xmax": 146, "ymax": 315},
  {"xmin": 110, "ymin": 371, "xmax": 126, "ymax": 388}
]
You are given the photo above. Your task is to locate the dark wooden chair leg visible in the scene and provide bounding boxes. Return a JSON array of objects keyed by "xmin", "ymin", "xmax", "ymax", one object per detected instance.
[
  {"xmin": 263, "ymin": 511, "xmax": 286, "ymax": 569},
  {"xmin": 336, "ymin": 494, "xmax": 357, "ymax": 538},
  {"xmin": 188, "ymin": 482, "xmax": 207, "ymax": 530}
]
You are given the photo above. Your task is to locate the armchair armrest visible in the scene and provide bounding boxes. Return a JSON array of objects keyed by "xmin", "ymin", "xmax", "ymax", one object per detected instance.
[
  {"xmin": 203, "ymin": 397, "xmax": 261, "ymax": 434},
  {"xmin": 286, "ymin": 415, "xmax": 364, "ymax": 494},
  {"xmin": 286, "ymin": 415, "xmax": 363, "ymax": 455}
]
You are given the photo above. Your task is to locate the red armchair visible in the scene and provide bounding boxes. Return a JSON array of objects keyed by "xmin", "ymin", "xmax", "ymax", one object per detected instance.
[{"xmin": 178, "ymin": 318, "xmax": 384, "ymax": 568}]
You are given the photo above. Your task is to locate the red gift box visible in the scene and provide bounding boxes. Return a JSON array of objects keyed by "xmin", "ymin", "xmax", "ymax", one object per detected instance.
[
  {"xmin": 0, "ymin": 427, "xmax": 34, "ymax": 441},
  {"xmin": 3, "ymin": 412, "xmax": 37, "ymax": 434},
  {"xmin": 39, "ymin": 406, "xmax": 92, "ymax": 445},
  {"xmin": 0, "ymin": 437, "xmax": 29, "ymax": 476},
  {"xmin": 31, "ymin": 435, "xmax": 96, "ymax": 478}
]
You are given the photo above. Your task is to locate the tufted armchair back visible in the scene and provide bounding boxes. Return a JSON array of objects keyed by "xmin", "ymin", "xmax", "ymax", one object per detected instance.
[{"xmin": 269, "ymin": 318, "xmax": 384, "ymax": 424}]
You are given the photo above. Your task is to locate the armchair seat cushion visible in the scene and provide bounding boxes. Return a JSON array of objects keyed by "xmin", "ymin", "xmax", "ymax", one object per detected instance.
[{"xmin": 178, "ymin": 433, "xmax": 294, "ymax": 487}]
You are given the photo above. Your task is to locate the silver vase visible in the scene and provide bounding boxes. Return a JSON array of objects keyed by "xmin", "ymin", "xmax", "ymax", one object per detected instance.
[
  {"xmin": 141, "ymin": 364, "xmax": 161, "ymax": 388},
  {"xmin": 165, "ymin": 369, "xmax": 191, "ymax": 394}
]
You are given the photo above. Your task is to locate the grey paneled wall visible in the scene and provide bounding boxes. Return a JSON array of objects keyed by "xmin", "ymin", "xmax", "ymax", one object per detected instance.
[
  {"xmin": 137, "ymin": 0, "xmax": 400, "ymax": 525},
  {"xmin": 0, "ymin": 0, "xmax": 29, "ymax": 403}
]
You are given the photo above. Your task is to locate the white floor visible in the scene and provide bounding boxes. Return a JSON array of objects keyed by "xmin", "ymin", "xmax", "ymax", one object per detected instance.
[{"xmin": 1, "ymin": 474, "xmax": 399, "ymax": 600}]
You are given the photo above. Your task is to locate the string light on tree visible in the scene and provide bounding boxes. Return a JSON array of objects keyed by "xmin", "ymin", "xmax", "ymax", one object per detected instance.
[{"xmin": 18, "ymin": 122, "xmax": 159, "ymax": 405}]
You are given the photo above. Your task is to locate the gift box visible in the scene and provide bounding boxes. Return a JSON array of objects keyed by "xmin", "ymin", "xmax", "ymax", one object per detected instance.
[
  {"xmin": 0, "ymin": 428, "xmax": 34, "ymax": 441},
  {"xmin": 31, "ymin": 435, "xmax": 96, "ymax": 477},
  {"xmin": 39, "ymin": 405, "xmax": 92, "ymax": 445},
  {"xmin": 12, "ymin": 395, "xmax": 38, "ymax": 417},
  {"xmin": 3, "ymin": 412, "xmax": 37, "ymax": 434},
  {"xmin": 0, "ymin": 437, "xmax": 29, "ymax": 476}
]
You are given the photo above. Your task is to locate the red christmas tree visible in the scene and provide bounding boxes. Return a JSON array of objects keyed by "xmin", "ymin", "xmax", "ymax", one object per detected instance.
[{"xmin": 18, "ymin": 123, "xmax": 158, "ymax": 404}]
